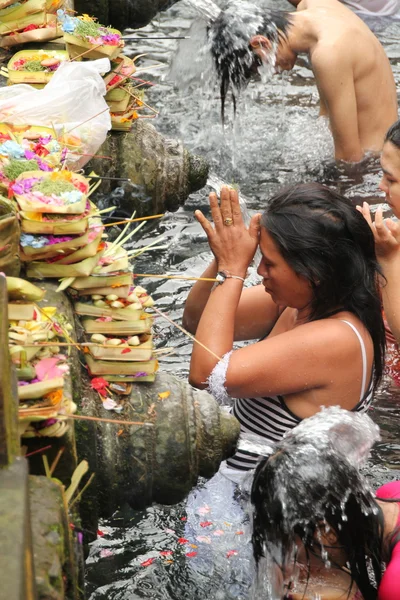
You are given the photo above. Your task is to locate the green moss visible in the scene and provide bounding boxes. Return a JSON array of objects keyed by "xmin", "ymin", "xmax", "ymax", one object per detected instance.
[
  {"xmin": 3, "ymin": 159, "xmax": 39, "ymax": 180},
  {"xmin": 33, "ymin": 179, "xmax": 76, "ymax": 195},
  {"xmin": 24, "ymin": 60, "xmax": 45, "ymax": 72}
]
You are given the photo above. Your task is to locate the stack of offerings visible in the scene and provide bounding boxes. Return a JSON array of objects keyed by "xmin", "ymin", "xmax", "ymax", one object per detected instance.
[
  {"xmin": 57, "ymin": 10, "xmax": 142, "ymax": 132},
  {"xmin": 0, "ymin": 0, "xmax": 64, "ymax": 48},
  {"xmin": 71, "ymin": 260, "xmax": 157, "ymax": 382},
  {"xmin": 5, "ymin": 48, "xmax": 69, "ymax": 87},
  {"xmin": 105, "ymin": 55, "xmax": 140, "ymax": 132},
  {"xmin": 7, "ymin": 276, "xmax": 76, "ymax": 438},
  {"xmin": 11, "ymin": 169, "xmax": 105, "ymax": 280}
]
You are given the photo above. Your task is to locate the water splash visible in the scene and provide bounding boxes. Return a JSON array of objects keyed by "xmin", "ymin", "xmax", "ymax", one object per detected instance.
[
  {"xmin": 184, "ymin": 0, "xmax": 221, "ymax": 23},
  {"xmin": 249, "ymin": 407, "xmax": 381, "ymax": 599}
]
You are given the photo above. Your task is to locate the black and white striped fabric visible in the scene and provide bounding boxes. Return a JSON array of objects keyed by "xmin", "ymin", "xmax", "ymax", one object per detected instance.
[{"xmin": 226, "ymin": 384, "xmax": 374, "ymax": 472}]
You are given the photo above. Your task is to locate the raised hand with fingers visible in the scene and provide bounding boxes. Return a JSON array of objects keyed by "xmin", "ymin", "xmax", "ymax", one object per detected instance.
[
  {"xmin": 194, "ymin": 186, "xmax": 261, "ymax": 278},
  {"xmin": 356, "ymin": 201, "xmax": 400, "ymax": 260}
]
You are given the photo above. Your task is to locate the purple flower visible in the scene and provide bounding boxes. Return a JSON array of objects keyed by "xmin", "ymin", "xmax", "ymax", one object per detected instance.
[
  {"xmin": 101, "ymin": 33, "xmax": 121, "ymax": 45},
  {"xmin": 47, "ymin": 235, "xmax": 74, "ymax": 245},
  {"xmin": 11, "ymin": 177, "xmax": 40, "ymax": 194},
  {"xmin": 36, "ymin": 418, "xmax": 58, "ymax": 429},
  {"xmin": 24, "ymin": 150, "xmax": 36, "ymax": 160},
  {"xmin": 37, "ymin": 159, "xmax": 53, "ymax": 172},
  {"xmin": 134, "ymin": 372, "xmax": 148, "ymax": 378}
]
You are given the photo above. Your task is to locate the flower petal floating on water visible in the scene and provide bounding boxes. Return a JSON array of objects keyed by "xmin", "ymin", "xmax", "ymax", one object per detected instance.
[
  {"xmin": 196, "ymin": 536, "xmax": 212, "ymax": 544},
  {"xmin": 226, "ymin": 550, "xmax": 238, "ymax": 558},
  {"xmin": 141, "ymin": 557, "xmax": 156, "ymax": 567},
  {"xmin": 158, "ymin": 391, "xmax": 170, "ymax": 400},
  {"xmin": 177, "ymin": 538, "xmax": 189, "ymax": 545},
  {"xmin": 185, "ymin": 552, "xmax": 198, "ymax": 558},
  {"xmin": 200, "ymin": 521, "xmax": 212, "ymax": 528},
  {"xmin": 160, "ymin": 550, "xmax": 173, "ymax": 556},
  {"xmin": 198, "ymin": 506, "xmax": 211, "ymax": 515}
]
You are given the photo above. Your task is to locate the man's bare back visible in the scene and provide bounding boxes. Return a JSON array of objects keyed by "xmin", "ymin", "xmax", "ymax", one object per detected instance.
[{"xmin": 292, "ymin": 0, "xmax": 398, "ymax": 161}]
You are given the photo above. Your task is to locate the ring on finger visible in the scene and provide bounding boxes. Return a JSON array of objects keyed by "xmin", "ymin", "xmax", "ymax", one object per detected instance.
[{"xmin": 224, "ymin": 217, "xmax": 234, "ymax": 226}]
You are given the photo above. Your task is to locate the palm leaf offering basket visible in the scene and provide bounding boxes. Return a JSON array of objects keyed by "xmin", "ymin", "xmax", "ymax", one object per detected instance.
[
  {"xmin": 13, "ymin": 170, "xmax": 89, "ymax": 214},
  {"xmin": 7, "ymin": 49, "xmax": 69, "ymax": 84}
]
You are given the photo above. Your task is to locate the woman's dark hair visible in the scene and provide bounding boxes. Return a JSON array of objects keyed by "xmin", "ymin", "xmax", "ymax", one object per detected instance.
[
  {"xmin": 251, "ymin": 441, "xmax": 385, "ymax": 599},
  {"xmin": 385, "ymin": 119, "xmax": 400, "ymax": 149},
  {"xmin": 208, "ymin": 3, "xmax": 293, "ymax": 122},
  {"xmin": 260, "ymin": 182, "xmax": 385, "ymax": 390}
]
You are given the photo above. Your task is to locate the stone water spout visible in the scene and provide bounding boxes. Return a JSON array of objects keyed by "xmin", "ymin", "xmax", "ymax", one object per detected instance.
[
  {"xmin": 89, "ymin": 120, "xmax": 209, "ymax": 217},
  {"xmin": 77, "ymin": 371, "xmax": 240, "ymax": 516}
]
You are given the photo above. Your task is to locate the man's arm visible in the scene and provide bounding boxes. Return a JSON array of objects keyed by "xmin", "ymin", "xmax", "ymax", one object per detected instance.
[{"xmin": 312, "ymin": 51, "xmax": 363, "ymax": 162}]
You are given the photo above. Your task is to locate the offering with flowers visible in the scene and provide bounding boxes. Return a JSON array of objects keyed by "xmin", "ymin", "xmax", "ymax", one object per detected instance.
[
  {"xmin": 104, "ymin": 55, "xmax": 136, "ymax": 92},
  {"xmin": 0, "ymin": 125, "xmax": 67, "ymax": 193},
  {"xmin": 7, "ymin": 49, "xmax": 69, "ymax": 84},
  {"xmin": 111, "ymin": 101, "xmax": 140, "ymax": 132},
  {"xmin": 20, "ymin": 225, "xmax": 103, "ymax": 260},
  {"xmin": 12, "ymin": 170, "xmax": 90, "ymax": 214},
  {"xmin": 26, "ymin": 246, "xmax": 104, "ymax": 279},
  {"xmin": 85, "ymin": 332, "xmax": 153, "ymax": 362},
  {"xmin": 58, "ymin": 10, "xmax": 124, "ymax": 60},
  {"xmin": 0, "ymin": 14, "xmax": 61, "ymax": 47},
  {"xmin": 74, "ymin": 286, "xmax": 153, "ymax": 321},
  {"xmin": 20, "ymin": 200, "xmax": 98, "ymax": 235}
]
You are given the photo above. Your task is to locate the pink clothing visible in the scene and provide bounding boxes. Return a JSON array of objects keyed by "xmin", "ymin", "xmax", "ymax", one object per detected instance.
[{"xmin": 375, "ymin": 481, "xmax": 400, "ymax": 600}]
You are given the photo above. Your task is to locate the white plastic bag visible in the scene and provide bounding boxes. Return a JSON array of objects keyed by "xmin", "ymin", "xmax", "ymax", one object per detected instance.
[{"xmin": 0, "ymin": 59, "xmax": 112, "ymax": 169}]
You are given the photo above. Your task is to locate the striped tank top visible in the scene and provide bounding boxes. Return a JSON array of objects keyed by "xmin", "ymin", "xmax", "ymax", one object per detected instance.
[{"xmin": 226, "ymin": 320, "xmax": 374, "ymax": 472}]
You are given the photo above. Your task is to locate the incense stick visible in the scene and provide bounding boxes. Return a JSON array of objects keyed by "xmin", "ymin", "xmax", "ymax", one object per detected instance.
[
  {"xmin": 149, "ymin": 307, "xmax": 222, "ymax": 361},
  {"xmin": 93, "ymin": 214, "xmax": 164, "ymax": 228},
  {"xmin": 88, "ymin": 176, "xmax": 131, "ymax": 182},
  {"xmin": 124, "ymin": 88, "xmax": 159, "ymax": 115},
  {"xmin": 65, "ymin": 108, "xmax": 110, "ymax": 134},
  {"xmin": 67, "ymin": 413, "xmax": 154, "ymax": 427},
  {"xmin": 69, "ymin": 44, "xmax": 103, "ymax": 61},
  {"xmin": 134, "ymin": 273, "xmax": 218, "ymax": 282}
]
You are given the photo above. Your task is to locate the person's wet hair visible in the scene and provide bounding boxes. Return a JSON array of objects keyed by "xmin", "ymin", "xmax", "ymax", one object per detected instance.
[
  {"xmin": 385, "ymin": 118, "xmax": 400, "ymax": 149},
  {"xmin": 251, "ymin": 440, "xmax": 384, "ymax": 600},
  {"xmin": 207, "ymin": 2, "xmax": 293, "ymax": 122},
  {"xmin": 260, "ymin": 182, "xmax": 385, "ymax": 390}
]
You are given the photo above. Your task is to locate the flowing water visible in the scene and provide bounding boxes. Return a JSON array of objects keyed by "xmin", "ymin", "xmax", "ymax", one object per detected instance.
[{"xmin": 86, "ymin": 1, "xmax": 400, "ymax": 597}]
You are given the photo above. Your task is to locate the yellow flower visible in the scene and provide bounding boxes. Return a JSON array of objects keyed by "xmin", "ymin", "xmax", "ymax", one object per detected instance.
[
  {"xmin": 40, "ymin": 307, "xmax": 57, "ymax": 320},
  {"xmin": 79, "ymin": 13, "xmax": 94, "ymax": 22},
  {"xmin": 158, "ymin": 391, "xmax": 170, "ymax": 400}
]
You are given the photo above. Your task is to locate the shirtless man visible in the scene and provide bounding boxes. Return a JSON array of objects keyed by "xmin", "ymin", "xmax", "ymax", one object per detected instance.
[{"xmin": 210, "ymin": 0, "xmax": 398, "ymax": 162}]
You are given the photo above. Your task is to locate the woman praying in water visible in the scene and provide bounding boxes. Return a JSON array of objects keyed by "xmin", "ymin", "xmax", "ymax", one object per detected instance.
[
  {"xmin": 357, "ymin": 119, "xmax": 400, "ymax": 347},
  {"xmin": 183, "ymin": 183, "xmax": 385, "ymax": 478}
]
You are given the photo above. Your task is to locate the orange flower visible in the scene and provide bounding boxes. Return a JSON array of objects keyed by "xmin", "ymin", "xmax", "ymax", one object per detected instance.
[{"xmin": 43, "ymin": 389, "xmax": 63, "ymax": 405}]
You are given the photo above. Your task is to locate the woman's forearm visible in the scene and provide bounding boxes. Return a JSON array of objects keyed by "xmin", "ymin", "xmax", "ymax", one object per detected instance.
[
  {"xmin": 189, "ymin": 277, "xmax": 244, "ymax": 388},
  {"xmin": 182, "ymin": 259, "xmax": 218, "ymax": 333}
]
